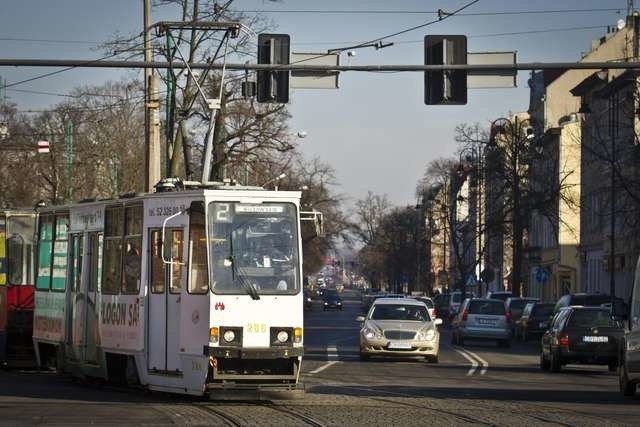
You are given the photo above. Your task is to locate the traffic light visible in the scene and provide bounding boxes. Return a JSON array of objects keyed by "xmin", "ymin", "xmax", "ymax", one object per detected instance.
[
  {"xmin": 257, "ymin": 33, "xmax": 290, "ymax": 103},
  {"xmin": 424, "ymin": 35, "xmax": 467, "ymax": 105}
]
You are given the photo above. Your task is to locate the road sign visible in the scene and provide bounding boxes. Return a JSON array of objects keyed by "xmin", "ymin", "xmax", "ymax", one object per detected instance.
[
  {"xmin": 37, "ymin": 141, "xmax": 49, "ymax": 153},
  {"xmin": 535, "ymin": 267, "xmax": 549, "ymax": 284},
  {"xmin": 290, "ymin": 53, "xmax": 340, "ymax": 89},
  {"xmin": 467, "ymin": 52, "xmax": 517, "ymax": 88}
]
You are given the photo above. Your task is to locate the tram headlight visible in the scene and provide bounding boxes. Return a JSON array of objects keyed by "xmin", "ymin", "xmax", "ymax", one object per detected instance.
[
  {"xmin": 223, "ymin": 330, "xmax": 236, "ymax": 343},
  {"xmin": 209, "ymin": 327, "xmax": 219, "ymax": 343},
  {"xmin": 294, "ymin": 327, "xmax": 302, "ymax": 343},
  {"xmin": 277, "ymin": 330, "xmax": 289, "ymax": 343}
]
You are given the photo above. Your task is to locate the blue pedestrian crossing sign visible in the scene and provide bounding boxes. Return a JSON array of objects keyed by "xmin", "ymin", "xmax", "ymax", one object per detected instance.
[{"xmin": 535, "ymin": 267, "xmax": 549, "ymax": 284}]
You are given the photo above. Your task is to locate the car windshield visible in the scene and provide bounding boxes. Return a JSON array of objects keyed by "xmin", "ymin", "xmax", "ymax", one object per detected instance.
[
  {"xmin": 208, "ymin": 202, "xmax": 299, "ymax": 296},
  {"xmin": 417, "ymin": 298, "xmax": 434, "ymax": 308},
  {"xmin": 572, "ymin": 294, "xmax": 611, "ymax": 306},
  {"xmin": 370, "ymin": 304, "xmax": 430, "ymax": 322},
  {"xmin": 452, "ymin": 294, "xmax": 461, "ymax": 303},
  {"xmin": 468, "ymin": 300, "xmax": 505, "ymax": 315},
  {"xmin": 568, "ymin": 310, "xmax": 619, "ymax": 328}
]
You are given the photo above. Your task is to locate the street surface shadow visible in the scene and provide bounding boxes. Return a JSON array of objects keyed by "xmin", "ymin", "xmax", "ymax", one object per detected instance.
[{"xmin": 308, "ymin": 383, "xmax": 640, "ymax": 405}]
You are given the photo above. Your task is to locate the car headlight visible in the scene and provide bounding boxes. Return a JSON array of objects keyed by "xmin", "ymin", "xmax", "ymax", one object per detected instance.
[
  {"xmin": 362, "ymin": 327, "xmax": 382, "ymax": 340},
  {"xmin": 324, "ymin": 302, "xmax": 328, "ymax": 305},
  {"xmin": 337, "ymin": 301, "xmax": 342, "ymax": 305},
  {"xmin": 418, "ymin": 329, "xmax": 436, "ymax": 341}
]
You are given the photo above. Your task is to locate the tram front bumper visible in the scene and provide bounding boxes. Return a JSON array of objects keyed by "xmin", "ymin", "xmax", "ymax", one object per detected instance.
[{"xmin": 204, "ymin": 345, "xmax": 303, "ymax": 359}]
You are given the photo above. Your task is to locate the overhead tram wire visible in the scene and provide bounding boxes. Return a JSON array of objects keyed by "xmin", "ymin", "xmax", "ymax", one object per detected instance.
[
  {"xmin": 0, "ymin": 33, "xmax": 161, "ymax": 90},
  {"xmin": 230, "ymin": 7, "xmax": 622, "ymax": 16},
  {"xmin": 217, "ymin": 0, "xmax": 482, "ymax": 88}
]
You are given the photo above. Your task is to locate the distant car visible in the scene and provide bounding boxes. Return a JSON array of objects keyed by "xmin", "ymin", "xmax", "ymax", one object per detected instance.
[
  {"xmin": 304, "ymin": 289, "xmax": 313, "ymax": 311},
  {"xmin": 357, "ymin": 297, "xmax": 442, "ymax": 363},
  {"xmin": 323, "ymin": 290, "xmax": 343, "ymax": 311},
  {"xmin": 504, "ymin": 297, "xmax": 540, "ymax": 329},
  {"xmin": 451, "ymin": 298, "xmax": 511, "ymax": 347},
  {"xmin": 485, "ymin": 291, "xmax": 513, "ymax": 302},
  {"xmin": 514, "ymin": 302, "xmax": 554, "ymax": 341},
  {"xmin": 448, "ymin": 291, "xmax": 475, "ymax": 319},
  {"xmin": 540, "ymin": 306, "xmax": 623, "ymax": 373},
  {"xmin": 413, "ymin": 296, "xmax": 436, "ymax": 319}
]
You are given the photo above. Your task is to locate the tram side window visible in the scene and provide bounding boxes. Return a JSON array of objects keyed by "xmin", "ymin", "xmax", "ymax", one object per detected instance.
[
  {"xmin": 51, "ymin": 215, "xmax": 69, "ymax": 291},
  {"xmin": 122, "ymin": 205, "xmax": 142, "ymax": 294},
  {"xmin": 169, "ymin": 230, "xmax": 184, "ymax": 294},
  {"xmin": 150, "ymin": 230, "xmax": 164, "ymax": 294},
  {"xmin": 70, "ymin": 235, "xmax": 83, "ymax": 292},
  {"xmin": 7, "ymin": 215, "xmax": 35, "ymax": 285},
  {"xmin": 102, "ymin": 207, "xmax": 123, "ymax": 294},
  {"xmin": 188, "ymin": 201, "xmax": 208, "ymax": 294},
  {"xmin": 36, "ymin": 215, "xmax": 54, "ymax": 291}
]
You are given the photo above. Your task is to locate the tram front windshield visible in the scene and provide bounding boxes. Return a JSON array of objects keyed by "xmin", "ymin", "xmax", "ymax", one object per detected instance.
[{"xmin": 208, "ymin": 202, "xmax": 299, "ymax": 296}]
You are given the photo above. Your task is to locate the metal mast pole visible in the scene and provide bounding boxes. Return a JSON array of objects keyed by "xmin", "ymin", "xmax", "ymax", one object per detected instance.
[{"xmin": 144, "ymin": 0, "xmax": 161, "ymax": 192}]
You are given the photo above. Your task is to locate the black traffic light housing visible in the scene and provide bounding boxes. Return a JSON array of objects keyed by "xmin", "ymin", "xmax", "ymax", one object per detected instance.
[
  {"xmin": 257, "ymin": 33, "xmax": 290, "ymax": 103},
  {"xmin": 424, "ymin": 35, "xmax": 467, "ymax": 105}
]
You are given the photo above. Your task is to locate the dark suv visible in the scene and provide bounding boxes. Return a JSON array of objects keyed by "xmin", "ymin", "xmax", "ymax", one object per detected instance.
[
  {"xmin": 553, "ymin": 293, "xmax": 613, "ymax": 314},
  {"xmin": 540, "ymin": 306, "xmax": 623, "ymax": 372}
]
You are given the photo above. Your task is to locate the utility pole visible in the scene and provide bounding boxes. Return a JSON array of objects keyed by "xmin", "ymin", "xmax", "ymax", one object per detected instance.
[{"xmin": 144, "ymin": 0, "xmax": 161, "ymax": 192}]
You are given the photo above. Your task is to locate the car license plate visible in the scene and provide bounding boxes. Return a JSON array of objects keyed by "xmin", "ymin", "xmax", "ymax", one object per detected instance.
[
  {"xmin": 388, "ymin": 341, "xmax": 412, "ymax": 349},
  {"xmin": 583, "ymin": 336, "xmax": 608, "ymax": 343},
  {"xmin": 539, "ymin": 322, "xmax": 548, "ymax": 328},
  {"xmin": 478, "ymin": 318, "xmax": 496, "ymax": 325}
]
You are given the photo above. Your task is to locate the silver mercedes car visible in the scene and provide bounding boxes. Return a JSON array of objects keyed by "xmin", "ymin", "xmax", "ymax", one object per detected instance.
[{"xmin": 356, "ymin": 298, "xmax": 442, "ymax": 363}]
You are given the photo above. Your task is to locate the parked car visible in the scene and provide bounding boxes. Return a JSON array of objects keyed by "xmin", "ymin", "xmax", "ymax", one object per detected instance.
[
  {"xmin": 357, "ymin": 298, "xmax": 442, "ymax": 362},
  {"xmin": 448, "ymin": 291, "xmax": 475, "ymax": 319},
  {"xmin": 451, "ymin": 298, "xmax": 512, "ymax": 347},
  {"xmin": 504, "ymin": 297, "xmax": 540, "ymax": 332},
  {"xmin": 323, "ymin": 290, "xmax": 343, "ymax": 311},
  {"xmin": 540, "ymin": 306, "xmax": 623, "ymax": 373},
  {"xmin": 413, "ymin": 296, "xmax": 436, "ymax": 319},
  {"xmin": 553, "ymin": 293, "xmax": 614, "ymax": 314},
  {"xmin": 514, "ymin": 302, "xmax": 554, "ymax": 341},
  {"xmin": 485, "ymin": 291, "xmax": 513, "ymax": 302}
]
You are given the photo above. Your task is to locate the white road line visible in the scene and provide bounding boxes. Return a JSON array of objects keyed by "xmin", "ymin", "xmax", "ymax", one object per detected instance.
[
  {"xmin": 309, "ymin": 360, "xmax": 339, "ymax": 374},
  {"xmin": 463, "ymin": 349, "xmax": 489, "ymax": 375},
  {"xmin": 454, "ymin": 348, "xmax": 478, "ymax": 376}
]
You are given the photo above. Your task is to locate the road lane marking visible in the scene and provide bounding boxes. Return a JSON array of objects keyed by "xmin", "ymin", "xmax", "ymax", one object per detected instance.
[
  {"xmin": 454, "ymin": 348, "xmax": 478, "ymax": 376},
  {"xmin": 463, "ymin": 349, "xmax": 489, "ymax": 375},
  {"xmin": 309, "ymin": 360, "xmax": 339, "ymax": 374}
]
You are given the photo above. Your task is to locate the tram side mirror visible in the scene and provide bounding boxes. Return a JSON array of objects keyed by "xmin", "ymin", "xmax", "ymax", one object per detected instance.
[{"xmin": 300, "ymin": 210, "xmax": 324, "ymax": 240}]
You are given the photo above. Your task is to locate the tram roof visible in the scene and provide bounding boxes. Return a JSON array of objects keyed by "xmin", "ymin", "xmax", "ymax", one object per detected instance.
[{"xmin": 35, "ymin": 185, "xmax": 302, "ymax": 213}]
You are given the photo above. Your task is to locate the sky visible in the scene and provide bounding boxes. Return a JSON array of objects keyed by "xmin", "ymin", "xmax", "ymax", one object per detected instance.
[{"xmin": 0, "ymin": 0, "xmax": 630, "ymax": 208}]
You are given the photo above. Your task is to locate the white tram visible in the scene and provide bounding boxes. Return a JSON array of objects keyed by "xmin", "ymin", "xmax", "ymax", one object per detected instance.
[{"xmin": 33, "ymin": 183, "xmax": 306, "ymax": 396}]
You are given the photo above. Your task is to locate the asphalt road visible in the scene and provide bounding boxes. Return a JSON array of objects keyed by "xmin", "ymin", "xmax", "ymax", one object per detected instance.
[{"xmin": 2, "ymin": 288, "xmax": 640, "ymax": 426}]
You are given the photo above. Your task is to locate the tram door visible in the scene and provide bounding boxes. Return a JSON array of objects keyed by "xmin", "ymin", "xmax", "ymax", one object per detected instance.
[
  {"xmin": 68, "ymin": 234, "xmax": 84, "ymax": 362},
  {"xmin": 68, "ymin": 232, "xmax": 101, "ymax": 365},
  {"xmin": 83, "ymin": 233, "xmax": 101, "ymax": 364},
  {"xmin": 148, "ymin": 228, "xmax": 184, "ymax": 372}
]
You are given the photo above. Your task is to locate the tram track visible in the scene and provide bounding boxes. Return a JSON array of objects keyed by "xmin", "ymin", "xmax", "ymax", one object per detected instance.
[{"xmin": 198, "ymin": 402, "xmax": 326, "ymax": 427}]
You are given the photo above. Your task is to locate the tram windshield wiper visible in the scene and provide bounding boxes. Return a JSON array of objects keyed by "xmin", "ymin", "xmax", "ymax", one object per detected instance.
[{"xmin": 228, "ymin": 235, "xmax": 260, "ymax": 300}]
